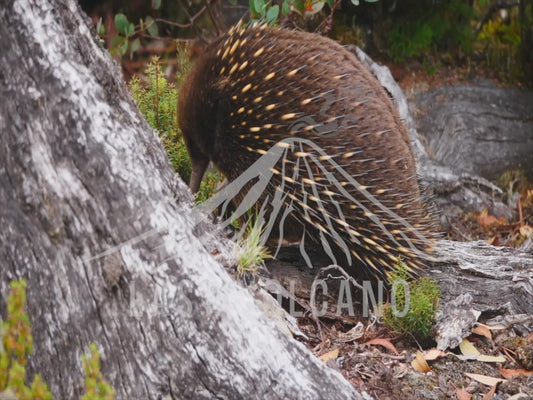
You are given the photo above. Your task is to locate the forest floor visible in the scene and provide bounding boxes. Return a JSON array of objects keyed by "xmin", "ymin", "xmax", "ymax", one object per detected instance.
[
  {"xmin": 279, "ymin": 60, "xmax": 533, "ymax": 400},
  {"xmin": 124, "ymin": 48, "xmax": 533, "ymax": 399}
]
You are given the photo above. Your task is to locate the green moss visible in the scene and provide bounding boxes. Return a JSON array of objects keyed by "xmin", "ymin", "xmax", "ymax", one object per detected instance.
[{"xmin": 383, "ymin": 262, "xmax": 440, "ymax": 342}]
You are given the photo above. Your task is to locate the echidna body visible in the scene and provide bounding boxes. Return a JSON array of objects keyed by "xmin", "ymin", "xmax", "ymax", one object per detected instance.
[{"xmin": 179, "ymin": 24, "xmax": 437, "ymax": 280}]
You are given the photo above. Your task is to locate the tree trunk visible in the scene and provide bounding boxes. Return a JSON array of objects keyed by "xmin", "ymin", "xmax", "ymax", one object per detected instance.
[{"xmin": 0, "ymin": 0, "xmax": 364, "ymax": 398}]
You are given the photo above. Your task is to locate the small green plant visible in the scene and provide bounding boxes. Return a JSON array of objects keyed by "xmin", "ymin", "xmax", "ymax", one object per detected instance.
[
  {"xmin": 195, "ymin": 171, "xmax": 224, "ymax": 205},
  {"xmin": 129, "ymin": 56, "xmax": 192, "ymax": 183},
  {"xmin": 81, "ymin": 344, "xmax": 116, "ymax": 400},
  {"xmin": 129, "ymin": 56, "xmax": 222, "ymax": 200},
  {"xmin": 0, "ymin": 280, "xmax": 53, "ymax": 400},
  {"xmin": 97, "ymin": 5, "xmax": 160, "ymax": 59},
  {"xmin": 477, "ymin": 16, "xmax": 522, "ymax": 81},
  {"xmin": 383, "ymin": 261, "xmax": 440, "ymax": 342},
  {"xmin": 234, "ymin": 216, "xmax": 272, "ymax": 279},
  {"xmin": 1, "ymin": 281, "xmax": 116, "ymax": 400},
  {"xmin": 249, "ymin": 0, "xmax": 379, "ymax": 25}
]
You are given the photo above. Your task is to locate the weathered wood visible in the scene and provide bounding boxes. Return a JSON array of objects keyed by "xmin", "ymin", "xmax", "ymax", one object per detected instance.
[
  {"xmin": 413, "ymin": 83, "xmax": 533, "ymax": 181},
  {"xmin": 0, "ymin": 1, "xmax": 365, "ymax": 398},
  {"xmin": 432, "ymin": 240, "xmax": 533, "ymax": 349}
]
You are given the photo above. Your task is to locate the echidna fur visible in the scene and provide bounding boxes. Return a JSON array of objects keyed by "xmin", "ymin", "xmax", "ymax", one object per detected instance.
[{"xmin": 178, "ymin": 23, "xmax": 439, "ymax": 281}]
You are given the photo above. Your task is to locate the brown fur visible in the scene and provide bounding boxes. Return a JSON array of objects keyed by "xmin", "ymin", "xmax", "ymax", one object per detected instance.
[{"xmin": 179, "ymin": 25, "xmax": 437, "ymax": 280}]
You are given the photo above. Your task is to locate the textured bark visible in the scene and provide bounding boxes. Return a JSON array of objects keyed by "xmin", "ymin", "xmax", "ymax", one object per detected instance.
[
  {"xmin": 413, "ymin": 84, "xmax": 533, "ymax": 181},
  {"xmin": 432, "ymin": 240, "xmax": 533, "ymax": 349},
  {"xmin": 0, "ymin": 1, "xmax": 365, "ymax": 399}
]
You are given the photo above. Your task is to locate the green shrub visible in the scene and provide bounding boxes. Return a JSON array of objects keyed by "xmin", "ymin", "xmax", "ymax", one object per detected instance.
[
  {"xmin": 478, "ymin": 16, "xmax": 523, "ymax": 81},
  {"xmin": 383, "ymin": 262, "xmax": 440, "ymax": 342},
  {"xmin": 387, "ymin": 0, "xmax": 474, "ymax": 62},
  {"xmin": 81, "ymin": 344, "xmax": 116, "ymax": 400},
  {"xmin": 0, "ymin": 280, "xmax": 116, "ymax": 399},
  {"xmin": 129, "ymin": 57, "xmax": 192, "ymax": 183},
  {"xmin": 0, "ymin": 280, "xmax": 53, "ymax": 400},
  {"xmin": 129, "ymin": 56, "xmax": 221, "ymax": 201}
]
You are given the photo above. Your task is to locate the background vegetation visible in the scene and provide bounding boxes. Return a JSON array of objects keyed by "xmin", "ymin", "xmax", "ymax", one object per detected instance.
[{"xmin": 81, "ymin": 0, "xmax": 532, "ymax": 85}]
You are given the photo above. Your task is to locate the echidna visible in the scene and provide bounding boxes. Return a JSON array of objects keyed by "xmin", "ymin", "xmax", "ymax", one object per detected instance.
[{"xmin": 178, "ymin": 23, "xmax": 437, "ymax": 281}]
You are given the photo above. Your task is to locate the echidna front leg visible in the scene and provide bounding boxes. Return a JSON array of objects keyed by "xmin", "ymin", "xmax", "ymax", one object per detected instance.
[{"xmin": 189, "ymin": 156, "xmax": 209, "ymax": 193}]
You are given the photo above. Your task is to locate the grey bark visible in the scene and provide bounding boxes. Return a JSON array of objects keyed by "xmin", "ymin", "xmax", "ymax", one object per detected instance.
[
  {"xmin": 0, "ymin": 1, "xmax": 366, "ymax": 399},
  {"xmin": 413, "ymin": 83, "xmax": 533, "ymax": 181}
]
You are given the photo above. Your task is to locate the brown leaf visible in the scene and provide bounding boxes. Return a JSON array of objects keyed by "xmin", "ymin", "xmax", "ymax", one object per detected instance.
[
  {"xmin": 423, "ymin": 348, "xmax": 446, "ymax": 361},
  {"xmin": 473, "ymin": 324, "xmax": 493, "ymax": 340},
  {"xmin": 499, "ymin": 367, "xmax": 533, "ymax": 378},
  {"xmin": 457, "ymin": 388, "xmax": 472, "ymax": 400},
  {"xmin": 465, "ymin": 373, "xmax": 506, "ymax": 386},
  {"xmin": 319, "ymin": 348, "xmax": 339, "ymax": 364},
  {"xmin": 477, "ymin": 209, "xmax": 508, "ymax": 232},
  {"xmin": 412, "ymin": 351, "xmax": 432, "ymax": 373},
  {"xmin": 486, "ymin": 236, "xmax": 498, "ymax": 245},
  {"xmin": 482, "ymin": 383, "xmax": 498, "ymax": 400},
  {"xmin": 477, "ymin": 213, "xmax": 507, "ymax": 230},
  {"xmin": 364, "ymin": 338, "xmax": 399, "ymax": 355}
]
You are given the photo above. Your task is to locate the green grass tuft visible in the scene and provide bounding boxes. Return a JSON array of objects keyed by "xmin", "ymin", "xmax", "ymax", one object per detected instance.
[
  {"xmin": 383, "ymin": 261, "xmax": 440, "ymax": 342},
  {"xmin": 234, "ymin": 217, "xmax": 272, "ymax": 279}
]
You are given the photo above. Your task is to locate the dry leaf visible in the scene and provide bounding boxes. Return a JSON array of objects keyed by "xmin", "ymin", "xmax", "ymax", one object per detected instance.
[
  {"xmin": 464, "ymin": 373, "xmax": 506, "ymax": 386},
  {"xmin": 520, "ymin": 225, "xmax": 533, "ymax": 237},
  {"xmin": 477, "ymin": 355, "xmax": 506, "ymax": 363},
  {"xmin": 365, "ymin": 338, "xmax": 399, "ymax": 355},
  {"xmin": 423, "ymin": 348, "xmax": 446, "ymax": 361},
  {"xmin": 457, "ymin": 340, "xmax": 506, "ymax": 362},
  {"xmin": 499, "ymin": 367, "xmax": 533, "ymax": 378},
  {"xmin": 460, "ymin": 339, "xmax": 481, "ymax": 357},
  {"xmin": 477, "ymin": 210, "xmax": 507, "ymax": 230},
  {"xmin": 486, "ymin": 236, "xmax": 497, "ymax": 245},
  {"xmin": 482, "ymin": 383, "xmax": 498, "ymax": 400},
  {"xmin": 473, "ymin": 325, "xmax": 493, "ymax": 340},
  {"xmin": 412, "ymin": 351, "xmax": 432, "ymax": 373},
  {"xmin": 319, "ymin": 348, "xmax": 339, "ymax": 364},
  {"xmin": 509, "ymin": 394, "xmax": 533, "ymax": 400},
  {"xmin": 457, "ymin": 388, "xmax": 472, "ymax": 400}
]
